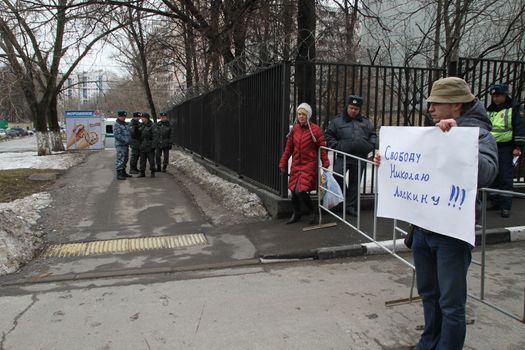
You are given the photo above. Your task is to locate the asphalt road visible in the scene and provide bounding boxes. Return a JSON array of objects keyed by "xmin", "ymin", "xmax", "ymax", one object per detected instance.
[{"xmin": 0, "ymin": 242, "xmax": 523, "ymax": 350}]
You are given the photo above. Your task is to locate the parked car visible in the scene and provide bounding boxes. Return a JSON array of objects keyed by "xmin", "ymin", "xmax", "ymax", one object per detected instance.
[
  {"xmin": 9, "ymin": 127, "xmax": 29, "ymax": 136},
  {"xmin": 0, "ymin": 129, "xmax": 6, "ymax": 139},
  {"xmin": 5, "ymin": 129, "xmax": 20, "ymax": 137}
]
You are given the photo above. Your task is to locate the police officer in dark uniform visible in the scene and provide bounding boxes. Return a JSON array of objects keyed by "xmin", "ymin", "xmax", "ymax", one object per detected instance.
[
  {"xmin": 128, "ymin": 112, "xmax": 142, "ymax": 174},
  {"xmin": 155, "ymin": 112, "xmax": 172, "ymax": 172},
  {"xmin": 114, "ymin": 110, "xmax": 131, "ymax": 180},
  {"xmin": 487, "ymin": 84, "xmax": 525, "ymax": 218},
  {"xmin": 138, "ymin": 113, "xmax": 159, "ymax": 178},
  {"xmin": 325, "ymin": 95, "xmax": 377, "ymax": 216}
]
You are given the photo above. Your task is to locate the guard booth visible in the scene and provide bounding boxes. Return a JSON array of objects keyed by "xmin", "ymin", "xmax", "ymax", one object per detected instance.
[{"xmin": 64, "ymin": 110, "xmax": 104, "ymax": 150}]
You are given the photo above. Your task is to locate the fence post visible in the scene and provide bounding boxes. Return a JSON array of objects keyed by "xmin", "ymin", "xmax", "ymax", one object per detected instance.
[{"xmin": 280, "ymin": 62, "xmax": 291, "ymax": 198}]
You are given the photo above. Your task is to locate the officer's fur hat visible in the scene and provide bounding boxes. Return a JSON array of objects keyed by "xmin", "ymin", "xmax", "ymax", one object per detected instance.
[
  {"xmin": 347, "ymin": 95, "xmax": 363, "ymax": 107},
  {"xmin": 117, "ymin": 110, "xmax": 127, "ymax": 117}
]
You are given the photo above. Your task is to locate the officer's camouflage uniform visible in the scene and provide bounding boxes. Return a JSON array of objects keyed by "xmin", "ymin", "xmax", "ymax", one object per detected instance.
[{"xmin": 114, "ymin": 117, "xmax": 131, "ymax": 180}]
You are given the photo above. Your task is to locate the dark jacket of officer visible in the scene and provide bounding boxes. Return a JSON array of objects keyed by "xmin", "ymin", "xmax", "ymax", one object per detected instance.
[
  {"xmin": 325, "ymin": 106, "xmax": 377, "ymax": 159},
  {"xmin": 129, "ymin": 118, "xmax": 141, "ymax": 148},
  {"xmin": 139, "ymin": 120, "xmax": 159, "ymax": 152},
  {"xmin": 156, "ymin": 120, "xmax": 172, "ymax": 149}
]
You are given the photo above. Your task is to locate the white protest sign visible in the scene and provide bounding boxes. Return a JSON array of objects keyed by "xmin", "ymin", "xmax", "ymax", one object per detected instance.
[{"xmin": 377, "ymin": 126, "xmax": 479, "ymax": 245}]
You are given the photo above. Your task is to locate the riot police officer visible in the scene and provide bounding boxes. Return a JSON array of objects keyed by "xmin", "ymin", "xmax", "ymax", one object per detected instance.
[
  {"xmin": 114, "ymin": 110, "xmax": 131, "ymax": 180},
  {"xmin": 487, "ymin": 84, "xmax": 525, "ymax": 217},
  {"xmin": 155, "ymin": 112, "xmax": 172, "ymax": 172},
  {"xmin": 138, "ymin": 113, "xmax": 159, "ymax": 178},
  {"xmin": 129, "ymin": 112, "xmax": 142, "ymax": 174}
]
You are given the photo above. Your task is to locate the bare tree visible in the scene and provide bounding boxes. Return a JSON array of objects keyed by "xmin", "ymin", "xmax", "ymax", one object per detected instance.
[
  {"xmin": 0, "ymin": 67, "xmax": 31, "ymax": 123},
  {"xmin": 359, "ymin": 0, "xmax": 525, "ymax": 71},
  {"xmin": 0, "ymin": 1, "xmax": 126, "ymax": 155}
]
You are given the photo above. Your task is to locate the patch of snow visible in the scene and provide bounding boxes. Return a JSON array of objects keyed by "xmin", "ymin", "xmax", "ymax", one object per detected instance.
[
  {"xmin": 0, "ymin": 149, "xmax": 85, "ymax": 276},
  {"xmin": 0, "ymin": 193, "xmax": 51, "ymax": 275},
  {"xmin": 0, "ymin": 151, "xmax": 84, "ymax": 170},
  {"xmin": 171, "ymin": 150, "xmax": 268, "ymax": 219}
]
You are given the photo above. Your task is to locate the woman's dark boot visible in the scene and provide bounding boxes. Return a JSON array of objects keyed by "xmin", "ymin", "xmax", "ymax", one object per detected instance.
[
  {"xmin": 299, "ymin": 193, "xmax": 318, "ymax": 224},
  {"xmin": 286, "ymin": 193, "xmax": 302, "ymax": 224}
]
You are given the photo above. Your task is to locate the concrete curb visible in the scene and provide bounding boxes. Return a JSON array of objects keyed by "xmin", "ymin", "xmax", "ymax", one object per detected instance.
[{"xmin": 267, "ymin": 226, "xmax": 525, "ymax": 261}]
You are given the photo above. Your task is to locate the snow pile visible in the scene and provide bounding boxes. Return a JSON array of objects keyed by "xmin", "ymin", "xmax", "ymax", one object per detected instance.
[
  {"xmin": 171, "ymin": 150, "xmax": 268, "ymax": 219},
  {"xmin": 0, "ymin": 193, "xmax": 51, "ymax": 275},
  {"xmin": 0, "ymin": 151, "xmax": 85, "ymax": 170}
]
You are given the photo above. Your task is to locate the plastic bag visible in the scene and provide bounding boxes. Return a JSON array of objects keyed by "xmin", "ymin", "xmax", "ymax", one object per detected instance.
[{"xmin": 320, "ymin": 170, "xmax": 344, "ymax": 209}]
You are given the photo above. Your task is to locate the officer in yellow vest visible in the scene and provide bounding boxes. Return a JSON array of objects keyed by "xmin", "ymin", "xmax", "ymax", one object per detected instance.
[{"xmin": 487, "ymin": 84, "xmax": 525, "ymax": 217}]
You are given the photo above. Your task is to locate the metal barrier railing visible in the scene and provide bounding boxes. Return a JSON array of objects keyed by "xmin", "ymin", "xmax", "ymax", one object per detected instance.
[
  {"xmin": 316, "ymin": 146, "xmax": 415, "ymax": 272},
  {"xmin": 317, "ymin": 146, "xmax": 525, "ymax": 322},
  {"xmin": 469, "ymin": 187, "xmax": 525, "ymax": 323}
]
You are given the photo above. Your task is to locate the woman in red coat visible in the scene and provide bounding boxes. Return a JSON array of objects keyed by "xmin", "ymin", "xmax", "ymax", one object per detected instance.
[{"xmin": 279, "ymin": 102, "xmax": 330, "ymax": 224}]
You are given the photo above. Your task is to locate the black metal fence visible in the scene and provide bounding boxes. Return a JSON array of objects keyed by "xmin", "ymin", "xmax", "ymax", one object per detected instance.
[
  {"xmin": 169, "ymin": 64, "xmax": 290, "ymax": 197},
  {"xmin": 292, "ymin": 62, "xmax": 445, "ymax": 129},
  {"xmin": 459, "ymin": 57, "xmax": 525, "ymax": 105},
  {"xmin": 170, "ymin": 58, "xmax": 524, "ymax": 197},
  {"xmin": 458, "ymin": 57, "xmax": 525, "ymax": 184}
]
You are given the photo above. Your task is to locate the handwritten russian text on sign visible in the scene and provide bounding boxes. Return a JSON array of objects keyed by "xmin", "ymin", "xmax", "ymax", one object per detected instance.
[{"xmin": 377, "ymin": 127, "xmax": 479, "ymax": 245}]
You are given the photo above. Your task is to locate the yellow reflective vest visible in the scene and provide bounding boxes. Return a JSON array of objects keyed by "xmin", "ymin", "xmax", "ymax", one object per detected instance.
[{"xmin": 489, "ymin": 108, "xmax": 513, "ymax": 143}]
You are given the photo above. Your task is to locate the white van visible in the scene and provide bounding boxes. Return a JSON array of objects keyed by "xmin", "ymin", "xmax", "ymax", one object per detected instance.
[{"xmin": 103, "ymin": 118, "xmax": 117, "ymax": 148}]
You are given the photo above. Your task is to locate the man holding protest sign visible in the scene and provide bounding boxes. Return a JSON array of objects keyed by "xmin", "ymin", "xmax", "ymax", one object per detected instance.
[{"xmin": 376, "ymin": 77, "xmax": 498, "ymax": 350}]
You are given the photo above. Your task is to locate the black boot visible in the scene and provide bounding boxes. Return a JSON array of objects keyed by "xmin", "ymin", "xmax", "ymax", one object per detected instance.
[
  {"xmin": 162, "ymin": 165, "xmax": 167, "ymax": 173},
  {"xmin": 300, "ymin": 193, "xmax": 318, "ymax": 225},
  {"xmin": 123, "ymin": 169, "xmax": 132, "ymax": 177},
  {"xmin": 137, "ymin": 171, "xmax": 146, "ymax": 178},
  {"xmin": 156, "ymin": 166, "xmax": 161, "ymax": 172},
  {"xmin": 116, "ymin": 169, "xmax": 126, "ymax": 180},
  {"xmin": 150, "ymin": 171, "xmax": 155, "ymax": 178},
  {"xmin": 130, "ymin": 167, "xmax": 140, "ymax": 174},
  {"xmin": 286, "ymin": 193, "xmax": 302, "ymax": 224}
]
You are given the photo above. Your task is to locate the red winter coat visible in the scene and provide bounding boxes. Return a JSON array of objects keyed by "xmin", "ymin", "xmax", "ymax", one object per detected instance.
[{"xmin": 279, "ymin": 122, "xmax": 330, "ymax": 192}]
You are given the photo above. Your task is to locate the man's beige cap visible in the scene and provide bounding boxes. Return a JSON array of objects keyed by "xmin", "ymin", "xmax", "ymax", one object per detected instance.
[{"xmin": 427, "ymin": 77, "xmax": 476, "ymax": 103}]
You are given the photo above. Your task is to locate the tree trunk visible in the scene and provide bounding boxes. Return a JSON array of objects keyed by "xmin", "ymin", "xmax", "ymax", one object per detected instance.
[
  {"xmin": 36, "ymin": 131, "xmax": 52, "ymax": 156},
  {"xmin": 183, "ymin": 20, "xmax": 194, "ymax": 95},
  {"xmin": 33, "ymin": 103, "xmax": 52, "ymax": 156},
  {"xmin": 282, "ymin": 0, "xmax": 294, "ymax": 61},
  {"xmin": 346, "ymin": 0, "xmax": 358, "ymax": 63},
  {"xmin": 295, "ymin": 0, "xmax": 316, "ymax": 116},
  {"xmin": 433, "ymin": 0, "xmax": 443, "ymax": 81},
  {"xmin": 48, "ymin": 95, "xmax": 65, "ymax": 151}
]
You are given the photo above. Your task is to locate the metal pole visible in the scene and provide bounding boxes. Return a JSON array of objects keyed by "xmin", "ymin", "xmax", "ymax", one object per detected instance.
[
  {"xmin": 318, "ymin": 150, "xmax": 322, "ymax": 225},
  {"xmin": 343, "ymin": 155, "xmax": 347, "ymax": 221},
  {"xmin": 373, "ymin": 171, "xmax": 378, "ymax": 241},
  {"xmin": 357, "ymin": 159, "xmax": 361, "ymax": 229},
  {"xmin": 481, "ymin": 189, "xmax": 487, "ymax": 300}
]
